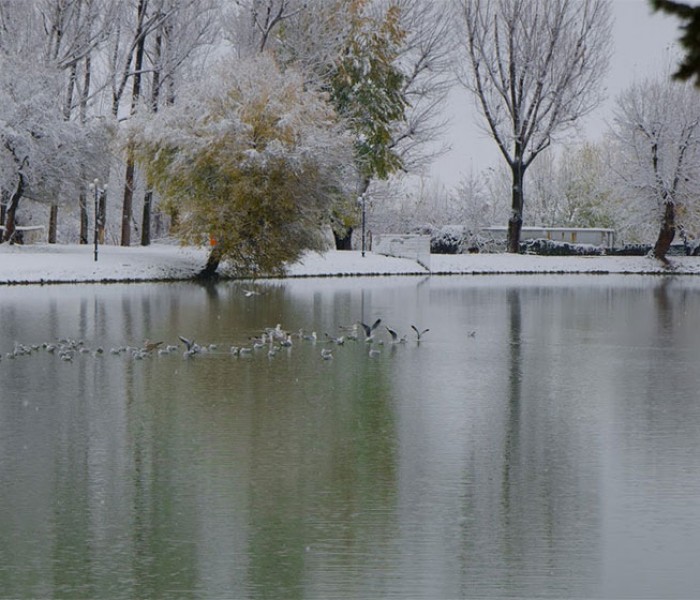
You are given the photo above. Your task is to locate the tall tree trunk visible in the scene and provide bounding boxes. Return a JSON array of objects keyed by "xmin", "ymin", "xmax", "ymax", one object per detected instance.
[
  {"xmin": 98, "ymin": 188, "xmax": 107, "ymax": 244},
  {"xmin": 79, "ymin": 189, "xmax": 88, "ymax": 243},
  {"xmin": 79, "ymin": 54, "xmax": 92, "ymax": 241},
  {"xmin": 141, "ymin": 190, "xmax": 152, "ymax": 246},
  {"xmin": 507, "ymin": 158, "xmax": 525, "ymax": 253},
  {"xmin": 653, "ymin": 200, "xmax": 676, "ymax": 262},
  {"xmin": 121, "ymin": 157, "xmax": 135, "ymax": 246},
  {"xmin": 3, "ymin": 174, "xmax": 25, "ymax": 243},
  {"xmin": 120, "ymin": 0, "xmax": 147, "ymax": 247},
  {"xmin": 141, "ymin": 23, "xmax": 163, "ymax": 247},
  {"xmin": 1, "ymin": 190, "xmax": 8, "ymax": 231},
  {"xmin": 78, "ymin": 59, "xmax": 92, "ymax": 239},
  {"xmin": 48, "ymin": 205, "xmax": 58, "ymax": 243},
  {"xmin": 153, "ymin": 208, "xmax": 164, "ymax": 239}
]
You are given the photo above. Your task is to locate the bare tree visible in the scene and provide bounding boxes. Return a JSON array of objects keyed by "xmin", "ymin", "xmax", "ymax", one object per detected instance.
[
  {"xmin": 228, "ymin": 0, "xmax": 304, "ymax": 56},
  {"xmin": 612, "ymin": 74, "xmax": 700, "ymax": 262},
  {"xmin": 39, "ymin": 0, "xmax": 114, "ymax": 243},
  {"xmin": 139, "ymin": 0, "xmax": 218, "ymax": 245},
  {"xmin": 0, "ymin": 1, "xmax": 111, "ymax": 244},
  {"xmin": 390, "ymin": 0, "xmax": 455, "ymax": 172},
  {"xmin": 455, "ymin": 0, "xmax": 612, "ymax": 252},
  {"xmin": 108, "ymin": 0, "xmax": 217, "ymax": 246}
]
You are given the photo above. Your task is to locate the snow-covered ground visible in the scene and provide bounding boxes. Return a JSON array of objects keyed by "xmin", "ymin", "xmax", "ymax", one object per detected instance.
[{"xmin": 0, "ymin": 242, "xmax": 699, "ymax": 284}]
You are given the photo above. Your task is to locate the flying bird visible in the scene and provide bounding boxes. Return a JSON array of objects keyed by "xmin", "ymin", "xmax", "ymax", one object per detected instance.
[
  {"xmin": 411, "ymin": 325, "xmax": 430, "ymax": 342},
  {"xmin": 386, "ymin": 326, "xmax": 406, "ymax": 344},
  {"xmin": 179, "ymin": 335, "xmax": 196, "ymax": 351},
  {"xmin": 359, "ymin": 318, "xmax": 382, "ymax": 341},
  {"xmin": 179, "ymin": 335, "xmax": 202, "ymax": 357}
]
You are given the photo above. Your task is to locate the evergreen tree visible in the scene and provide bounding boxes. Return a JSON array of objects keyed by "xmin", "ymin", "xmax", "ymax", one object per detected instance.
[{"xmin": 651, "ymin": 0, "xmax": 700, "ymax": 86}]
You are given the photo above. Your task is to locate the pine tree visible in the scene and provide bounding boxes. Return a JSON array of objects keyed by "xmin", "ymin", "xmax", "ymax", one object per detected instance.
[{"xmin": 651, "ymin": 0, "xmax": 700, "ymax": 85}]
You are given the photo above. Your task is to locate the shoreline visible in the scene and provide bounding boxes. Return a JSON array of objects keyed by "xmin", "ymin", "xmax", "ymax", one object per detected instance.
[{"xmin": 0, "ymin": 242, "xmax": 698, "ymax": 285}]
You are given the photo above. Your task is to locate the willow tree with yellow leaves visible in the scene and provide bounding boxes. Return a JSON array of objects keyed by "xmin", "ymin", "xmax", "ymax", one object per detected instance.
[{"xmin": 126, "ymin": 55, "xmax": 353, "ymax": 278}]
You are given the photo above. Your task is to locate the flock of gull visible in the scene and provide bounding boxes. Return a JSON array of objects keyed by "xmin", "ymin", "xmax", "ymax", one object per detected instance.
[{"xmin": 1, "ymin": 319, "xmax": 436, "ymax": 365}]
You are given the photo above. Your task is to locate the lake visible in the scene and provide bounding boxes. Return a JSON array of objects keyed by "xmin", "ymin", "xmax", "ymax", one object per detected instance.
[{"xmin": 1, "ymin": 275, "xmax": 700, "ymax": 599}]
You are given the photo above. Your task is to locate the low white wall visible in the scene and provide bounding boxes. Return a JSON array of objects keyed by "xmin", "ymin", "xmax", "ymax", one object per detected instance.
[
  {"xmin": 0, "ymin": 225, "xmax": 45, "ymax": 244},
  {"xmin": 373, "ymin": 233, "xmax": 431, "ymax": 270},
  {"xmin": 482, "ymin": 226, "xmax": 615, "ymax": 248}
]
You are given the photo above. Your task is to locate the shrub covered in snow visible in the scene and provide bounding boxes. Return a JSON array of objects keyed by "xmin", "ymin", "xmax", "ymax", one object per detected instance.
[
  {"xmin": 520, "ymin": 238, "xmax": 604, "ymax": 256},
  {"xmin": 428, "ymin": 225, "xmax": 467, "ymax": 254},
  {"xmin": 686, "ymin": 239, "xmax": 700, "ymax": 256},
  {"xmin": 607, "ymin": 244, "xmax": 652, "ymax": 256}
]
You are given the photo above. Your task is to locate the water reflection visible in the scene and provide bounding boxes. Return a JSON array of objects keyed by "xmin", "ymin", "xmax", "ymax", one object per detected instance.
[{"xmin": 2, "ymin": 276, "xmax": 700, "ymax": 598}]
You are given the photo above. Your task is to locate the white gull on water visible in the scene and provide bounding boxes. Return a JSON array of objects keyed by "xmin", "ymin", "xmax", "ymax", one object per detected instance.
[{"xmin": 0, "ymin": 242, "xmax": 699, "ymax": 284}]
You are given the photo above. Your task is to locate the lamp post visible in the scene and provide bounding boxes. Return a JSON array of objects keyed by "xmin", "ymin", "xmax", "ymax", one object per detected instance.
[{"xmin": 89, "ymin": 179, "xmax": 106, "ymax": 262}]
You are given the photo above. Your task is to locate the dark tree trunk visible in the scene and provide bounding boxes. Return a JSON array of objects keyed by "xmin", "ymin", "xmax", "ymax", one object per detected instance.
[
  {"xmin": 120, "ymin": 0, "xmax": 147, "ymax": 247},
  {"xmin": 1, "ymin": 191, "xmax": 7, "ymax": 230},
  {"xmin": 78, "ymin": 50, "xmax": 92, "ymax": 245},
  {"xmin": 3, "ymin": 174, "xmax": 25, "ymax": 243},
  {"xmin": 48, "ymin": 204, "xmax": 58, "ymax": 243},
  {"xmin": 141, "ymin": 21, "xmax": 163, "ymax": 248},
  {"xmin": 121, "ymin": 159, "xmax": 135, "ymax": 246},
  {"xmin": 197, "ymin": 247, "xmax": 222, "ymax": 280},
  {"xmin": 334, "ymin": 228, "xmax": 353, "ymax": 250},
  {"xmin": 79, "ymin": 190, "xmax": 88, "ymax": 244},
  {"xmin": 141, "ymin": 190, "xmax": 152, "ymax": 246},
  {"xmin": 153, "ymin": 208, "xmax": 164, "ymax": 239},
  {"xmin": 653, "ymin": 201, "xmax": 676, "ymax": 262},
  {"xmin": 506, "ymin": 215, "xmax": 523, "ymax": 254},
  {"xmin": 507, "ymin": 157, "xmax": 525, "ymax": 253},
  {"xmin": 98, "ymin": 188, "xmax": 106, "ymax": 244}
]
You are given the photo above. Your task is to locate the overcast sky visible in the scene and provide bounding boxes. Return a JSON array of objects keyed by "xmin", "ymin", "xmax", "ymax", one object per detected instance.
[{"xmin": 430, "ymin": 0, "xmax": 684, "ymax": 188}]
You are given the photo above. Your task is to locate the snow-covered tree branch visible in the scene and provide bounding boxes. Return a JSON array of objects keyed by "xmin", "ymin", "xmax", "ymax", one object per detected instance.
[
  {"xmin": 455, "ymin": 0, "xmax": 612, "ymax": 252},
  {"xmin": 612, "ymin": 73, "xmax": 700, "ymax": 260}
]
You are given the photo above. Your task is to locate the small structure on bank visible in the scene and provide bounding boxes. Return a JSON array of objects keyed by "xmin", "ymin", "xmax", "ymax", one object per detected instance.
[{"xmin": 373, "ymin": 233, "xmax": 431, "ymax": 271}]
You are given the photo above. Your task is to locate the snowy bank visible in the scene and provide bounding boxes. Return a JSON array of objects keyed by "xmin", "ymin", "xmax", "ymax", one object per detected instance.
[{"xmin": 0, "ymin": 242, "xmax": 699, "ymax": 285}]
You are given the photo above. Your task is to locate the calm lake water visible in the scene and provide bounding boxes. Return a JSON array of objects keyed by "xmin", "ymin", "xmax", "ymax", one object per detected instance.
[{"xmin": 1, "ymin": 274, "xmax": 700, "ymax": 599}]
